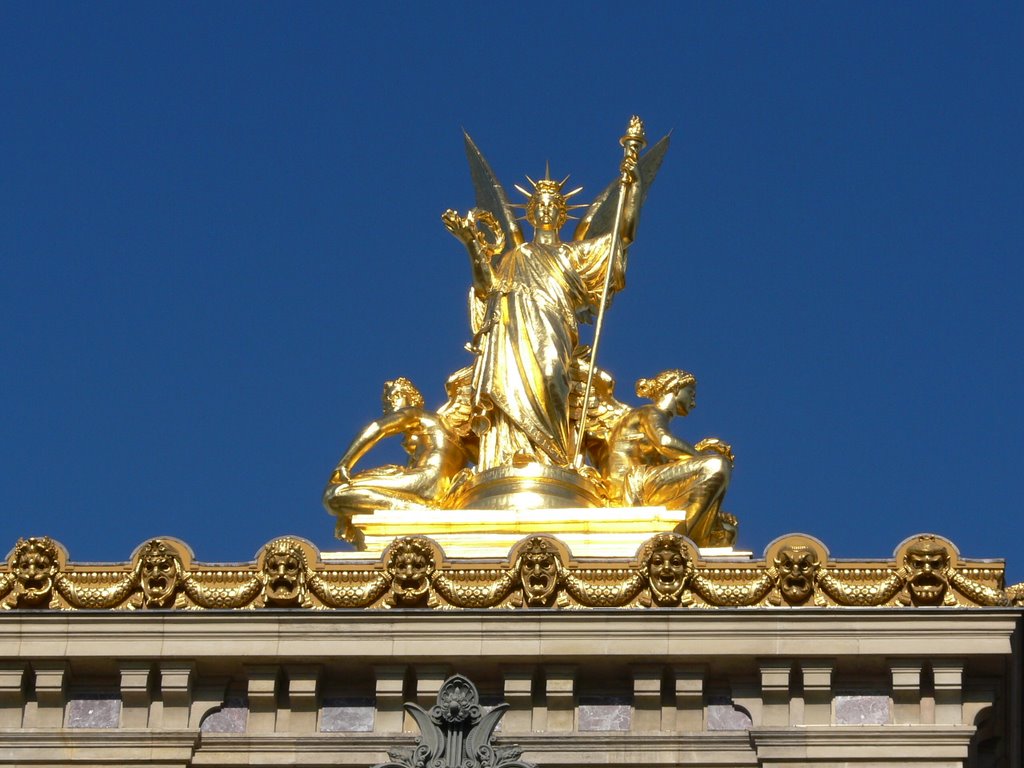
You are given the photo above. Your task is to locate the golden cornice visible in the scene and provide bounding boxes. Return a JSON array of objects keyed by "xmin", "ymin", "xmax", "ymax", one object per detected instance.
[{"xmin": 0, "ymin": 532, "xmax": 1018, "ymax": 612}]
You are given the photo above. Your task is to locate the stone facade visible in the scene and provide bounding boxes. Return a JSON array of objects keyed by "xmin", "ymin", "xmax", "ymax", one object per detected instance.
[{"xmin": 0, "ymin": 608, "xmax": 1019, "ymax": 767}]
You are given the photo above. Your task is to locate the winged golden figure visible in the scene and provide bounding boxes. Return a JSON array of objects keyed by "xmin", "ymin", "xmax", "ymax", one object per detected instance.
[{"xmin": 441, "ymin": 119, "xmax": 669, "ymax": 471}]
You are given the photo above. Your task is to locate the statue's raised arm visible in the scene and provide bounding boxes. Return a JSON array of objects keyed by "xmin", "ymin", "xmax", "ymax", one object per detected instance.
[{"xmin": 573, "ymin": 123, "xmax": 671, "ymax": 246}]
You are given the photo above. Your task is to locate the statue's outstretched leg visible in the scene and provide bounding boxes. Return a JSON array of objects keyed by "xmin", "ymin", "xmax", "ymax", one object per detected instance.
[
  {"xmin": 638, "ymin": 455, "xmax": 731, "ymax": 547},
  {"xmin": 324, "ymin": 469, "xmax": 436, "ymax": 545},
  {"xmin": 325, "ymin": 484, "xmax": 429, "ymax": 514}
]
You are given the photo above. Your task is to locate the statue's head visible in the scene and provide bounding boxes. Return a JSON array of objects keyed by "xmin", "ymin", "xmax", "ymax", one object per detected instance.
[
  {"xmin": 773, "ymin": 545, "xmax": 820, "ymax": 605},
  {"xmin": 636, "ymin": 370, "xmax": 697, "ymax": 416},
  {"xmin": 137, "ymin": 539, "xmax": 184, "ymax": 608},
  {"xmin": 515, "ymin": 174, "xmax": 582, "ymax": 233},
  {"xmin": 261, "ymin": 537, "xmax": 308, "ymax": 606},
  {"xmin": 9, "ymin": 537, "xmax": 59, "ymax": 606},
  {"xmin": 517, "ymin": 537, "xmax": 561, "ymax": 606},
  {"xmin": 386, "ymin": 537, "xmax": 435, "ymax": 606},
  {"xmin": 901, "ymin": 535, "xmax": 951, "ymax": 606},
  {"xmin": 382, "ymin": 377, "xmax": 424, "ymax": 413},
  {"xmin": 644, "ymin": 533, "xmax": 691, "ymax": 605}
]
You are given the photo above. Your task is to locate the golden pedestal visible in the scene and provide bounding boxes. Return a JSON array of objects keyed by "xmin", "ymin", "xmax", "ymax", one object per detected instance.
[
  {"xmin": 448, "ymin": 463, "xmax": 606, "ymax": 510},
  {"xmin": 330, "ymin": 504, "xmax": 689, "ymax": 559},
  {"xmin": 328, "ymin": 464, "xmax": 749, "ymax": 560}
]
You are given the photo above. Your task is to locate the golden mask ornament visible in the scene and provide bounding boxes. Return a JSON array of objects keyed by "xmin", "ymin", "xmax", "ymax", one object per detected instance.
[
  {"xmin": 136, "ymin": 540, "xmax": 184, "ymax": 609},
  {"xmin": 773, "ymin": 546, "xmax": 820, "ymax": 606},
  {"xmin": 386, "ymin": 537, "xmax": 436, "ymax": 607},
  {"xmin": 900, "ymin": 535, "xmax": 953, "ymax": 606},
  {"xmin": 643, "ymin": 533, "xmax": 692, "ymax": 606},
  {"xmin": 260, "ymin": 537, "xmax": 310, "ymax": 607},
  {"xmin": 5, "ymin": 537, "xmax": 59, "ymax": 609},
  {"xmin": 517, "ymin": 537, "xmax": 562, "ymax": 607}
]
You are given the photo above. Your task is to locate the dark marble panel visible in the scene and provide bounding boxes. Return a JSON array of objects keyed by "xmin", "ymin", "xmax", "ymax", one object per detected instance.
[
  {"xmin": 321, "ymin": 697, "xmax": 374, "ymax": 732},
  {"xmin": 66, "ymin": 695, "xmax": 121, "ymax": 728},
  {"xmin": 835, "ymin": 694, "xmax": 890, "ymax": 725},
  {"xmin": 578, "ymin": 696, "xmax": 630, "ymax": 732},
  {"xmin": 200, "ymin": 697, "xmax": 248, "ymax": 733},
  {"xmin": 706, "ymin": 696, "xmax": 752, "ymax": 731}
]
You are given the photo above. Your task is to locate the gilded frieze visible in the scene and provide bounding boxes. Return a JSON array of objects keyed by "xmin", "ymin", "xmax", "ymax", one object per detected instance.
[{"xmin": 1, "ymin": 532, "xmax": 1016, "ymax": 612}]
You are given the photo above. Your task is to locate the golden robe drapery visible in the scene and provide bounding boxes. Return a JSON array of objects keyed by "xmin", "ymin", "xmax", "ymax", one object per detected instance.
[{"xmin": 471, "ymin": 233, "xmax": 624, "ymax": 469}]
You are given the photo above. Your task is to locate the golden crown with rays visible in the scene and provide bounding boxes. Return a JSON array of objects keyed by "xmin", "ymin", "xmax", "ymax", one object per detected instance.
[{"xmin": 511, "ymin": 164, "xmax": 589, "ymax": 224}]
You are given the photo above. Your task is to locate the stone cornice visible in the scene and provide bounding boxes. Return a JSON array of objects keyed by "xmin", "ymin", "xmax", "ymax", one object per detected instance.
[{"xmin": 0, "ymin": 608, "xmax": 1019, "ymax": 661}]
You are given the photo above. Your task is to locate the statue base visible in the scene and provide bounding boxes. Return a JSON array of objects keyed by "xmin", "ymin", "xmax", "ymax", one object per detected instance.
[
  {"xmin": 446, "ymin": 463, "xmax": 605, "ymax": 510},
  {"xmin": 327, "ymin": 464, "xmax": 750, "ymax": 560},
  {"xmin": 326, "ymin": 505, "xmax": 751, "ymax": 560}
]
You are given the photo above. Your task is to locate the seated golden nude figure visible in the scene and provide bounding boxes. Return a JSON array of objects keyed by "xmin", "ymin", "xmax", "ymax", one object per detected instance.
[
  {"xmin": 323, "ymin": 378, "xmax": 467, "ymax": 544},
  {"xmin": 605, "ymin": 370, "xmax": 735, "ymax": 547}
]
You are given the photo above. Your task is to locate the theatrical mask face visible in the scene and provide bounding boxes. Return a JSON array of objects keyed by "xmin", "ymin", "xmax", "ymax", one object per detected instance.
[
  {"xmin": 263, "ymin": 546, "xmax": 304, "ymax": 604},
  {"xmin": 140, "ymin": 545, "xmax": 182, "ymax": 607},
  {"xmin": 12, "ymin": 540, "xmax": 58, "ymax": 601},
  {"xmin": 774, "ymin": 546, "xmax": 819, "ymax": 605},
  {"xmin": 648, "ymin": 544, "xmax": 689, "ymax": 601},
  {"xmin": 905, "ymin": 543, "xmax": 950, "ymax": 606},
  {"xmin": 388, "ymin": 542, "xmax": 433, "ymax": 604},
  {"xmin": 520, "ymin": 544, "xmax": 560, "ymax": 606}
]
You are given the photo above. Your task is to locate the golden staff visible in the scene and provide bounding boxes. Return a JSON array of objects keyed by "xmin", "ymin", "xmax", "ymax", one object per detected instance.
[{"xmin": 572, "ymin": 116, "xmax": 647, "ymax": 466}]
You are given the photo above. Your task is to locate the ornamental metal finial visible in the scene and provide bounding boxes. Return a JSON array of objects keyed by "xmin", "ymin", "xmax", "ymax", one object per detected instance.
[{"xmin": 373, "ymin": 674, "xmax": 536, "ymax": 768}]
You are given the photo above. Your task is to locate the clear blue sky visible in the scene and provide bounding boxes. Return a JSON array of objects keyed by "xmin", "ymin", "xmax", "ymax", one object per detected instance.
[{"xmin": 3, "ymin": 4, "xmax": 1022, "ymax": 581}]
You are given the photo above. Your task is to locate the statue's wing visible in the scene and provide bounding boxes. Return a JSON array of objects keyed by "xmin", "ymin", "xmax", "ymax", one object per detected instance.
[
  {"xmin": 569, "ymin": 349, "xmax": 630, "ymax": 443},
  {"xmin": 464, "ymin": 131, "xmax": 524, "ymax": 247},
  {"xmin": 573, "ymin": 133, "xmax": 671, "ymax": 241},
  {"xmin": 586, "ymin": 373, "xmax": 631, "ymax": 443}
]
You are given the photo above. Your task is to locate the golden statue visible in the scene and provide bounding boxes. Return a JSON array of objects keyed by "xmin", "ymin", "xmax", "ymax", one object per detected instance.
[
  {"xmin": 605, "ymin": 370, "xmax": 735, "ymax": 546},
  {"xmin": 441, "ymin": 117, "xmax": 669, "ymax": 471},
  {"xmin": 443, "ymin": 177, "xmax": 630, "ymax": 469},
  {"xmin": 323, "ymin": 378, "xmax": 467, "ymax": 544},
  {"xmin": 324, "ymin": 118, "xmax": 739, "ymax": 554}
]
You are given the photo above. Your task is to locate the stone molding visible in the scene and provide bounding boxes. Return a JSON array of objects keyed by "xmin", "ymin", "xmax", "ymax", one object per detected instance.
[
  {"xmin": 0, "ymin": 609, "xmax": 1018, "ymax": 661},
  {"xmin": 0, "ymin": 729, "xmax": 197, "ymax": 765},
  {"xmin": 0, "ymin": 729, "xmax": 972, "ymax": 768}
]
